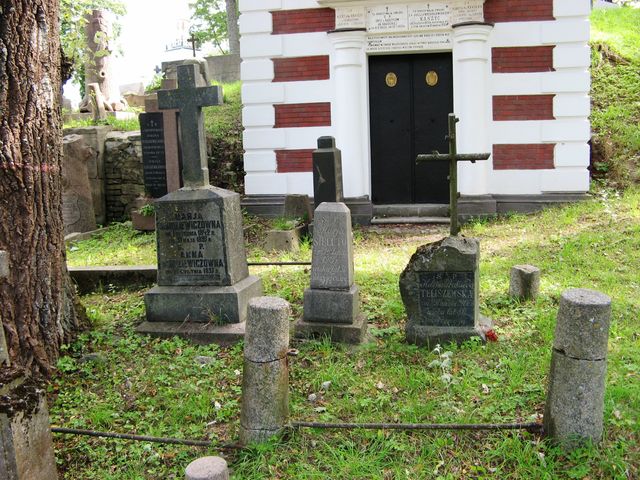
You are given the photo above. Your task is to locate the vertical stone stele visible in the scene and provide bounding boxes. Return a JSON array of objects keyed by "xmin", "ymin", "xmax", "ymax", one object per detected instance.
[{"xmin": 544, "ymin": 288, "xmax": 611, "ymax": 449}]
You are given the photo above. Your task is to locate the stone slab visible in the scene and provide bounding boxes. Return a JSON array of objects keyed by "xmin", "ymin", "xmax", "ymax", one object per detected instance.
[
  {"xmin": 406, "ymin": 315, "xmax": 492, "ymax": 348},
  {"xmin": 303, "ymin": 284, "xmax": 360, "ymax": 324},
  {"xmin": 69, "ymin": 265, "xmax": 157, "ymax": 294},
  {"xmin": 135, "ymin": 321, "xmax": 245, "ymax": 346},
  {"xmin": 294, "ymin": 314, "xmax": 368, "ymax": 345},
  {"xmin": 144, "ymin": 275, "xmax": 263, "ymax": 324},
  {"xmin": 155, "ymin": 186, "xmax": 248, "ymax": 287},
  {"xmin": 264, "ymin": 228, "xmax": 301, "ymax": 253}
]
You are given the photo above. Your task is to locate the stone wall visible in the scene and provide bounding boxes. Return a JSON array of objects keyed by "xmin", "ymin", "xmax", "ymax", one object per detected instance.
[
  {"xmin": 163, "ymin": 54, "xmax": 240, "ymax": 85},
  {"xmin": 104, "ymin": 131, "xmax": 144, "ymax": 222}
]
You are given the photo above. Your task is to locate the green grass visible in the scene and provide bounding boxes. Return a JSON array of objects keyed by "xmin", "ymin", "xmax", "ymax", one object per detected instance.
[
  {"xmin": 204, "ymin": 81, "xmax": 242, "ymax": 138},
  {"xmin": 590, "ymin": 7, "xmax": 640, "ymax": 186},
  {"xmin": 63, "ymin": 114, "xmax": 141, "ymax": 132},
  {"xmin": 55, "ymin": 189, "xmax": 640, "ymax": 479}
]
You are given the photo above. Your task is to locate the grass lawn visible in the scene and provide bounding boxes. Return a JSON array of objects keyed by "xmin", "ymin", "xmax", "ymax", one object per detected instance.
[{"xmin": 54, "ymin": 188, "xmax": 640, "ymax": 479}]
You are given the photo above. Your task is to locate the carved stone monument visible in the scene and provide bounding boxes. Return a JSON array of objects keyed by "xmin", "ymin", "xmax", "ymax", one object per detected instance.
[
  {"xmin": 62, "ymin": 134, "xmax": 97, "ymax": 236},
  {"xmin": 312, "ymin": 137, "xmax": 344, "ymax": 210},
  {"xmin": 138, "ymin": 64, "xmax": 262, "ymax": 344},
  {"xmin": 294, "ymin": 203, "xmax": 367, "ymax": 344}
]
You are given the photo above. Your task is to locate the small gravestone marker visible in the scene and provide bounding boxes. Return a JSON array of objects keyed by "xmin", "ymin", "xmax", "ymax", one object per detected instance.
[
  {"xmin": 62, "ymin": 134, "xmax": 97, "ymax": 236},
  {"xmin": 509, "ymin": 265, "xmax": 540, "ymax": 300},
  {"xmin": 139, "ymin": 64, "xmax": 262, "ymax": 344},
  {"xmin": 139, "ymin": 112, "xmax": 168, "ymax": 198},
  {"xmin": 401, "ymin": 113, "xmax": 491, "ymax": 346},
  {"xmin": 312, "ymin": 137, "xmax": 344, "ymax": 210},
  {"xmin": 294, "ymin": 203, "xmax": 367, "ymax": 344}
]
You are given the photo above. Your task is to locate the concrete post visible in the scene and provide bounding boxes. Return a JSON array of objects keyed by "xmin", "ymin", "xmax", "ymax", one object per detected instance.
[
  {"xmin": 509, "ymin": 265, "xmax": 541, "ymax": 300},
  {"xmin": 544, "ymin": 288, "xmax": 611, "ymax": 448},
  {"xmin": 185, "ymin": 456, "xmax": 229, "ymax": 480},
  {"xmin": 239, "ymin": 297, "xmax": 290, "ymax": 445}
]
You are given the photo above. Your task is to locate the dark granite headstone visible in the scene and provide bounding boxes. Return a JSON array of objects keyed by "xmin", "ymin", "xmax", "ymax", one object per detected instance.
[
  {"xmin": 139, "ymin": 112, "xmax": 168, "ymax": 198},
  {"xmin": 400, "ymin": 236, "xmax": 490, "ymax": 346},
  {"xmin": 312, "ymin": 137, "xmax": 344, "ymax": 210}
]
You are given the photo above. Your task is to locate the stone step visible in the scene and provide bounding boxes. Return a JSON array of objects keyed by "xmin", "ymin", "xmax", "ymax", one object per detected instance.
[
  {"xmin": 370, "ymin": 216, "xmax": 450, "ymax": 225},
  {"xmin": 372, "ymin": 204, "xmax": 449, "ymax": 217}
]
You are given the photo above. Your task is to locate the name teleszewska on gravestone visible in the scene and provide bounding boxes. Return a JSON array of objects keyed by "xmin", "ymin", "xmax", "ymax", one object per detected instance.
[{"xmin": 139, "ymin": 64, "xmax": 262, "ymax": 344}]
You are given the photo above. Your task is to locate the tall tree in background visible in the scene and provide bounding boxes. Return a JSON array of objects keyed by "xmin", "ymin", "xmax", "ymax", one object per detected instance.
[
  {"xmin": 190, "ymin": 0, "xmax": 240, "ymax": 55},
  {"xmin": 0, "ymin": 0, "xmax": 86, "ymax": 376}
]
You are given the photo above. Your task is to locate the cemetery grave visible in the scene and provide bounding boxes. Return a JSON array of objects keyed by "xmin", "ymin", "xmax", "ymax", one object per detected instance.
[{"xmin": 53, "ymin": 189, "xmax": 640, "ymax": 479}]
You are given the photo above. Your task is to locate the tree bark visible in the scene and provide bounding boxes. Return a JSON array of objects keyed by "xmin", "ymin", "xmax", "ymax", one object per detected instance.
[
  {"xmin": 226, "ymin": 0, "xmax": 240, "ymax": 55},
  {"xmin": 0, "ymin": 0, "xmax": 86, "ymax": 376}
]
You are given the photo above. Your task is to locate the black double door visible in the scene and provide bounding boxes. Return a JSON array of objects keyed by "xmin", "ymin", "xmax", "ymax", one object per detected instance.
[{"xmin": 369, "ymin": 53, "xmax": 453, "ymax": 204}]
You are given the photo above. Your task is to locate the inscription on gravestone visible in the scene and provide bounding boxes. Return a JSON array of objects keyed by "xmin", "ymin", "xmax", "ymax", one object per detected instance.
[
  {"xmin": 156, "ymin": 200, "xmax": 227, "ymax": 286},
  {"xmin": 418, "ymin": 271, "xmax": 474, "ymax": 326},
  {"xmin": 140, "ymin": 112, "xmax": 168, "ymax": 198}
]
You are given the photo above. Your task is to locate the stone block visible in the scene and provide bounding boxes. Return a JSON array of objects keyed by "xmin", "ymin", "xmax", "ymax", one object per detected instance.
[
  {"xmin": 294, "ymin": 314, "xmax": 368, "ymax": 345},
  {"xmin": 303, "ymin": 285, "xmax": 360, "ymax": 324},
  {"xmin": 283, "ymin": 194, "xmax": 312, "ymax": 222},
  {"xmin": 135, "ymin": 320, "xmax": 245, "ymax": 346},
  {"xmin": 544, "ymin": 350, "xmax": 607, "ymax": 447},
  {"xmin": 312, "ymin": 137, "xmax": 343, "ymax": 210},
  {"xmin": 244, "ymin": 297, "xmax": 290, "ymax": 363},
  {"xmin": 553, "ymin": 288, "xmax": 611, "ymax": 361},
  {"xmin": 509, "ymin": 264, "xmax": 541, "ymax": 300},
  {"xmin": 62, "ymin": 134, "xmax": 97, "ymax": 235},
  {"xmin": 263, "ymin": 227, "xmax": 301, "ymax": 253},
  {"xmin": 185, "ymin": 456, "xmax": 229, "ymax": 480},
  {"xmin": 144, "ymin": 275, "xmax": 262, "ymax": 325}
]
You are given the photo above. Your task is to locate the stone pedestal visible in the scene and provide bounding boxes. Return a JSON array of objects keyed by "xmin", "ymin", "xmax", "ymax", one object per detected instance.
[
  {"xmin": 140, "ymin": 186, "xmax": 262, "ymax": 343},
  {"xmin": 400, "ymin": 236, "xmax": 490, "ymax": 347},
  {"xmin": 509, "ymin": 264, "xmax": 541, "ymax": 300},
  {"xmin": 0, "ymin": 370, "xmax": 58, "ymax": 480},
  {"xmin": 294, "ymin": 203, "xmax": 367, "ymax": 344}
]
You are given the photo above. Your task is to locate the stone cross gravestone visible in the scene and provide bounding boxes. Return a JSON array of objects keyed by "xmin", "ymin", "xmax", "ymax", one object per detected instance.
[
  {"xmin": 312, "ymin": 137, "xmax": 344, "ymax": 210},
  {"xmin": 62, "ymin": 134, "xmax": 97, "ymax": 236},
  {"xmin": 294, "ymin": 203, "xmax": 367, "ymax": 344},
  {"xmin": 139, "ymin": 64, "xmax": 262, "ymax": 344}
]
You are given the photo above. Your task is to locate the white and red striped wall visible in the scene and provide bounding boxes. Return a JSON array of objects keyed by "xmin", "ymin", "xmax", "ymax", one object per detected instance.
[{"xmin": 239, "ymin": 0, "xmax": 591, "ymax": 199}]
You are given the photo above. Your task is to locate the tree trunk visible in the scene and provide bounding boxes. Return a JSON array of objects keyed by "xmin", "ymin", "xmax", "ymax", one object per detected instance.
[
  {"xmin": 0, "ymin": 0, "xmax": 86, "ymax": 377},
  {"xmin": 226, "ymin": 0, "xmax": 240, "ymax": 55}
]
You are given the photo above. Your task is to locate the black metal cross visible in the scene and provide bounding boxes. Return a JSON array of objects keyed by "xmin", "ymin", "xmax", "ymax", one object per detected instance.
[
  {"xmin": 416, "ymin": 114, "xmax": 490, "ymax": 236},
  {"xmin": 157, "ymin": 64, "xmax": 222, "ymax": 187},
  {"xmin": 188, "ymin": 33, "xmax": 198, "ymax": 58}
]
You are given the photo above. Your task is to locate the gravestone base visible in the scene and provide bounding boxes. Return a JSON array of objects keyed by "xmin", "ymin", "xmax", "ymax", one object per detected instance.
[
  {"xmin": 136, "ymin": 320, "xmax": 246, "ymax": 346},
  {"xmin": 406, "ymin": 315, "xmax": 492, "ymax": 347},
  {"xmin": 294, "ymin": 313, "xmax": 368, "ymax": 344},
  {"xmin": 144, "ymin": 275, "xmax": 262, "ymax": 324},
  {"xmin": 303, "ymin": 285, "xmax": 360, "ymax": 324}
]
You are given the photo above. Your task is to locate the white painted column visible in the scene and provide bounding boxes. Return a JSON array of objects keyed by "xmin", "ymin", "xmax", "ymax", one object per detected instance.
[
  {"xmin": 328, "ymin": 29, "xmax": 368, "ymax": 198},
  {"xmin": 452, "ymin": 22, "xmax": 493, "ymax": 195}
]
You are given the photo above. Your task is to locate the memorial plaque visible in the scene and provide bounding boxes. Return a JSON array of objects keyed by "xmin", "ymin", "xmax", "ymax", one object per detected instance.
[
  {"xmin": 367, "ymin": 5, "xmax": 408, "ymax": 32},
  {"xmin": 418, "ymin": 271, "xmax": 474, "ymax": 326},
  {"xmin": 156, "ymin": 199, "xmax": 228, "ymax": 286},
  {"xmin": 367, "ymin": 32, "xmax": 452, "ymax": 53},
  {"xmin": 140, "ymin": 112, "xmax": 168, "ymax": 198},
  {"xmin": 451, "ymin": 0, "xmax": 484, "ymax": 24},
  {"xmin": 408, "ymin": 3, "xmax": 450, "ymax": 30},
  {"xmin": 336, "ymin": 6, "xmax": 366, "ymax": 29}
]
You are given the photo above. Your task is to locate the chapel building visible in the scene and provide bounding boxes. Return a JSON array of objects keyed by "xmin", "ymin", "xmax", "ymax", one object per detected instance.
[{"xmin": 239, "ymin": 0, "xmax": 591, "ymax": 222}]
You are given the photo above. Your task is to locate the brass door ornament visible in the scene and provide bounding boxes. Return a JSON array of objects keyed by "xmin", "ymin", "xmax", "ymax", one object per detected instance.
[
  {"xmin": 385, "ymin": 72, "xmax": 397, "ymax": 87},
  {"xmin": 426, "ymin": 70, "xmax": 438, "ymax": 86}
]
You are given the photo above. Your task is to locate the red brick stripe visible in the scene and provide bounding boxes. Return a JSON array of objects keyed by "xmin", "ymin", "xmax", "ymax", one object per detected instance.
[
  {"xmin": 275, "ymin": 103, "xmax": 331, "ymax": 128},
  {"xmin": 493, "ymin": 95, "xmax": 555, "ymax": 121},
  {"xmin": 272, "ymin": 8, "xmax": 336, "ymax": 35},
  {"xmin": 492, "ymin": 46, "xmax": 555, "ymax": 73},
  {"xmin": 276, "ymin": 149, "xmax": 314, "ymax": 172},
  {"xmin": 273, "ymin": 56, "xmax": 330, "ymax": 82},
  {"xmin": 493, "ymin": 144, "xmax": 555, "ymax": 170},
  {"xmin": 484, "ymin": 0, "xmax": 554, "ymax": 22}
]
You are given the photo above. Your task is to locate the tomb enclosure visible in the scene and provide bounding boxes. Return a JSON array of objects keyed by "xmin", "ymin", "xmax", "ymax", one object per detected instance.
[{"xmin": 240, "ymin": 0, "xmax": 591, "ymax": 220}]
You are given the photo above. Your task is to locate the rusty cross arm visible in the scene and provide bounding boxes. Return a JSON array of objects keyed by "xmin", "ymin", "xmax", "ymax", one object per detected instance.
[{"xmin": 416, "ymin": 114, "xmax": 490, "ymax": 236}]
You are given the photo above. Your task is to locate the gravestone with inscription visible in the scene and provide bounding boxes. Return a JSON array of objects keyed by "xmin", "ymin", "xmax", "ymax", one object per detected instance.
[
  {"xmin": 312, "ymin": 137, "xmax": 344, "ymax": 211},
  {"xmin": 294, "ymin": 202, "xmax": 367, "ymax": 344},
  {"xmin": 400, "ymin": 236, "xmax": 490, "ymax": 346},
  {"xmin": 139, "ymin": 112, "xmax": 168, "ymax": 198},
  {"xmin": 139, "ymin": 64, "xmax": 262, "ymax": 344},
  {"xmin": 62, "ymin": 134, "xmax": 97, "ymax": 235}
]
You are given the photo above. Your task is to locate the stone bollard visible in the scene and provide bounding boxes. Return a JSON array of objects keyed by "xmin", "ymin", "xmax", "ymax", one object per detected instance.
[
  {"xmin": 185, "ymin": 456, "xmax": 229, "ymax": 480},
  {"xmin": 239, "ymin": 297, "xmax": 290, "ymax": 445},
  {"xmin": 509, "ymin": 265, "xmax": 540, "ymax": 300},
  {"xmin": 544, "ymin": 288, "xmax": 611, "ymax": 448}
]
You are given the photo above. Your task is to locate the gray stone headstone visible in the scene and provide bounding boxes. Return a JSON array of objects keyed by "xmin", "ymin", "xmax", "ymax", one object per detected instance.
[
  {"xmin": 62, "ymin": 135, "xmax": 97, "ymax": 235},
  {"xmin": 509, "ymin": 264, "xmax": 540, "ymax": 300},
  {"xmin": 185, "ymin": 456, "xmax": 229, "ymax": 480},
  {"xmin": 295, "ymin": 203, "xmax": 367, "ymax": 344},
  {"xmin": 544, "ymin": 288, "xmax": 611, "ymax": 448},
  {"xmin": 400, "ymin": 236, "xmax": 488, "ymax": 346},
  {"xmin": 312, "ymin": 137, "xmax": 344, "ymax": 210}
]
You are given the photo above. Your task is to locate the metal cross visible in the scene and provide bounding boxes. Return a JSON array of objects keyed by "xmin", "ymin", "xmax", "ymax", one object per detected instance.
[
  {"xmin": 188, "ymin": 33, "xmax": 198, "ymax": 58},
  {"xmin": 416, "ymin": 113, "xmax": 490, "ymax": 236},
  {"xmin": 157, "ymin": 64, "xmax": 222, "ymax": 188}
]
